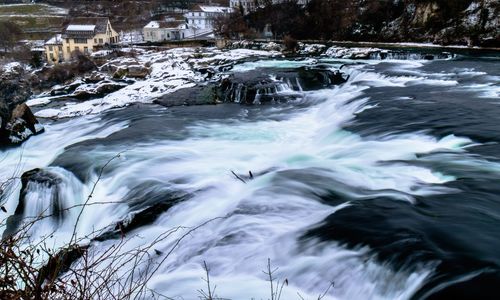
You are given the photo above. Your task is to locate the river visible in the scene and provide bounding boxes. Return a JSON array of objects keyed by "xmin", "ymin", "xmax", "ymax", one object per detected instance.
[{"xmin": 1, "ymin": 51, "xmax": 499, "ymax": 299}]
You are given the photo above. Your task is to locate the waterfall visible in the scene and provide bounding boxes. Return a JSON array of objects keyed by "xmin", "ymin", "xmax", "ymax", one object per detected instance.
[{"xmin": 1, "ymin": 54, "xmax": 497, "ymax": 299}]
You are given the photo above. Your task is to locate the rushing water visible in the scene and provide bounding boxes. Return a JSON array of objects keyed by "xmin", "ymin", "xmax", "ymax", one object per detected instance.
[{"xmin": 1, "ymin": 53, "xmax": 500, "ymax": 299}]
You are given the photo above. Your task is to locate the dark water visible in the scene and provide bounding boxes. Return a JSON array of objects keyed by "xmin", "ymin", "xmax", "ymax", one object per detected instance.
[
  {"xmin": 307, "ymin": 56, "xmax": 500, "ymax": 299},
  {"xmin": 2, "ymin": 53, "xmax": 500, "ymax": 299}
]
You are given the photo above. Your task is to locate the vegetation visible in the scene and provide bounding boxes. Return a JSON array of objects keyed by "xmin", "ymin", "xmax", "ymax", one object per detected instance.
[
  {"xmin": 216, "ymin": 0, "xmax": 498, "ymax": 46},
  {"xmin": 0, "ymin": 21, "xmax": 23, "ymax": 52},
  {"xmin": 0, "ymin": 3, "xmax": 66, "ymax": 15}
]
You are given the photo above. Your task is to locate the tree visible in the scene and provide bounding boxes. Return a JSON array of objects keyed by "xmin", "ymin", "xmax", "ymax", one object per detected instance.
[
  {"xmin": 213, "ymin": 11, "xmax": 252, "ymax": 39},
  {"xmin": 0, "ymin": 21, "xmax": 23, "ymax": 53}
]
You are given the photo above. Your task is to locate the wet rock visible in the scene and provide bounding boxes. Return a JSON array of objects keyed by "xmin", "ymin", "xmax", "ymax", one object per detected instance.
[
  {"xmin": 5, "ymin": 104, "xmax": 44, "ymax": 144},
  {"xmin": 37, "ymin": 244, "xmax": 89, "ymax": 284},
  {"xmin": 95, "ymin": 183, "xmax": 189, "ymax": 241},
  {"xmin": 216, "ymin": 67, "xmax": 348, "ymax": 104},
  {"xmin": 154, "ymin": 84, "xmax": 218, "ymax": 107},
  {"xmin": 3, "ymin": 168, "xmax": 63, "ymax": 237},
  {"xmin": 0, "ymin": 68, "xmax": 43, "ymax": 146}
]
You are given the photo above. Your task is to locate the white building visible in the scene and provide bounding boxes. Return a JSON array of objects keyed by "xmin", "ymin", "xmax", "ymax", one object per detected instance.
[
  {"xmin": 184, "ymin": 5, "xmax": 233, "ymax": 34},
  {"xmin": 143, "ymin": 19, "xmax": 188, "ymax": 42}
]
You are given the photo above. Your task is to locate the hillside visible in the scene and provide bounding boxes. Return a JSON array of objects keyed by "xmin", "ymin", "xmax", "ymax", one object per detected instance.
[{"xmin": 242, "ymin": 0, "xmax": 500, "ymax": 47}]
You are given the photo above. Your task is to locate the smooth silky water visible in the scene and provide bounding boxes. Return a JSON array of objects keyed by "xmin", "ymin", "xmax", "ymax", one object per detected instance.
[{"xmin": 1, "ymin": 54, "xmax": 499, "ymax": 299}]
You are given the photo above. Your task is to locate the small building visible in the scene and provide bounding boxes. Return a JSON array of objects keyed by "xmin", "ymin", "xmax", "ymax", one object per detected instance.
[
  {"xmin": 44, "ymin": 34, "xmax": 64, "ymax": 64},
  {"xmin": 143, "ymin": 19, "xmax": 188, "ymax": 42},
  {"xmin": 184, "ymin": 5, "xmax": 232, "ymax": 35},
  {"xmin": 44, "ymin": 17, "xmax": 119, "ymax": 64}
]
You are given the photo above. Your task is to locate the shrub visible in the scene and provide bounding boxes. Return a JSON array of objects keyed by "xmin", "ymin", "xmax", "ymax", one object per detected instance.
[{"xmin": 283, "ymin": 35, "xmax": 298, "ymax": 52}]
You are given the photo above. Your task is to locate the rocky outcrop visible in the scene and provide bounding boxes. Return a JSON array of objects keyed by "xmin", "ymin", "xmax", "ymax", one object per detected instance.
[
  {"xmin": 72, "ymin": 80, "xmax": 128, "ymax": 100},
  {"xmin": 376, "ymin": 0, "xmax": 500, "ymax": 46},
  {"xmin": 3, "ymin": 168, "xmax": 64, "ymax": 237},
  {"xmin": 216, "ymin": 67, "xmax": 348, "ymax": 104},
  {"xmin": 0, "ymin": 66, "xmax": 43, "ymax": 146},
  {"xmin": 153, "ymin": 84, "xmax": 218, "ymax": 107},
  {"xmin": 110, "ymin": 64, "xmax": 151, "ymax": 79}
]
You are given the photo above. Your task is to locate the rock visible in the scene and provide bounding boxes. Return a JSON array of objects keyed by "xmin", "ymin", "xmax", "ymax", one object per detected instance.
[
  {"xmin": 0, "ymin": 68, "xmax": 43, "ymax": 146},
  {"xmin": 49, "ymin": 80, "xmax": 84, "ymax": 96},
  {"xmin": 112, "ymin": 67, "xmax": 128, "ymax": 79},
  {"xmin": 37, "ymin": 245, "xmax": 89, "ymax": 284},
  {"xmin": 127, "ymin": 65, "xmax": 151, "ymax": 78},
  {"xmin": 261, "ymin": 42, "xmax": 283, "ymax": 52},
  {"xmin": 84, "ymin": 71, "xmax": 107, "ymax": 84},
  {"xmin": 298, "ymin": 43, "xmax": 327, "ymax": 55},
  {"xmin": 5, "ymin": 104, "xmax": 44, "ymax": 144},
  {"xmin": 216, "ymin": 66, "xmax": 348, "ymax": 104},
  {"xmin": 94, "ymin": 183, "xmax": 189, "ymax": 241},
  {"xmin": 324, "ymin": 46, "xmax": 380, "ymax": 59},
  {"xmin": 153, "ymin": 84, "xmax": 218, "ymax": 107},
  {"xmin": 112, "ymin": 64, "xmax": 151, "ymax": 79},
  {"xmin": 72, "ymin": 81, "xmax": 127, "ymax": 100},
  {"xmin": 3, "ymin": 168, "xmax": 63, "ymax": 237}
]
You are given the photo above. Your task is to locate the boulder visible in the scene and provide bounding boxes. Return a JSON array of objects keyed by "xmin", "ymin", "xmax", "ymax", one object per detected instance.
[
  {"xmin": 153, "ymin": 84, "xmax": 218, "ymax": 107},
  {"xmin": 72, "ymin": 81, "xmax": 127, "ymax": 100},
  {"xmin": 112, "ymin": 67, "xmax": 128, "ymax": 79},
  {"xmin": 84, "ymin": 71, "xmax": 107, "ymax": 84},
  {"xmin": 215, "ymin": 67, "xmax": 349, "ymax": 104},
  {"xmin": 5, "ymin": 103, "xmax": 44, "ymax": 144},
  {"xmin": 127, "ymin": 65, "xmax": 151, "ymax": 78},
  {"xmin": 112, "ymin": 65, "xmax": 151, "ymax": 79},
  {"xmin": 0, "ymin": 68, "xmax": 43, "ymax": 146},
  {"xmin": 3, "ymin": 168, "xmax": 63, "ymax": 237}
]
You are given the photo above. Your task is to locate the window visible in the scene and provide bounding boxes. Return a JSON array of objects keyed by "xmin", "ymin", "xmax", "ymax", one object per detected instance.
[
  {"xmin": 99, "ymin": 38, "xmax": 103, "ymax": 44},
  {"xmin": 167, "ymin": 33, "xmax": 170, "ymax": 38},
  {"xmin": 94, "ymin": 38, "xmax": 97, "ymax": 43},
  {"xmin": 49, "ymin": 46, "xmax": 53, "ymax": 51},
  {"xmin": 67, "ymin": 46, "xmax": 70, "ymax": 53},
  {"xmin": 75, "ymin": 46, "xmax": 80, "ymax": 51},
  {"xmin": 49, "ymin": 53, "xmax": 54, "ymax": 60},
  {"xmin": 84, "ymin": 47, "xmax": 89, "ymax": 54},
  {"xmin": 58, "ymin": 46, "xmax": 62, "ymax": 51},
  {"xmin": 74, "ymin": 38, "xmax": 87, "ymax": 44},
  {"xmin": 66, "ymin": 39, "xmax": 69, "ymax": 43}
]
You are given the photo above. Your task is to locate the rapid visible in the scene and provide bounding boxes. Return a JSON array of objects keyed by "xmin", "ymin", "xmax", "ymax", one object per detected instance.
[{"xmin": 1, "ymin": 51, "xmax": 499, "ymax": 299}]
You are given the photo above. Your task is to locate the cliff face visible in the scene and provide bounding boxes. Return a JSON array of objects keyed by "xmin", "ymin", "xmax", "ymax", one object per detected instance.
[
  {"xmin": 374, "ymin": 0, "xmax": 500, "ymax": 46},
  {"xmin": 247, "ymin": 0, "xmax": 499, "ymax": 47}
]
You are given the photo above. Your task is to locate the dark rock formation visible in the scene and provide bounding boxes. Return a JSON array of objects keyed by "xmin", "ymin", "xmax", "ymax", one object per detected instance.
[
  {"xmin": 215, "ymin": 66, "xmax": 348, "ymax": 104},
  {"xmin": 95, "ymin": 182, "xmax": 189, "ymax": 241},
  {"xmin": 0, "ymin": 67, "xmax": 43, "ymax": 146},
  {"xmin": 3, "ymin": 168, "xmax": 63, "ymax": 237},
  {"xmin": 153, "ymin": 84, "xmax": 218, "ymax": 107},
  {"xmin": 72, "ymin": 81, "xmax": 127, "ymax": 100}
]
